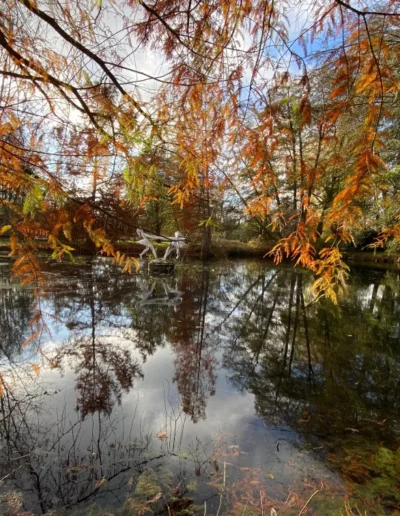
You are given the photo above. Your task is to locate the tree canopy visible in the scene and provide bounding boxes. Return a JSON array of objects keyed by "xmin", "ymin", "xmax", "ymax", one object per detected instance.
[{"xmin": 1, "ymin": 0, "xmax": 400, "ymax": 303}]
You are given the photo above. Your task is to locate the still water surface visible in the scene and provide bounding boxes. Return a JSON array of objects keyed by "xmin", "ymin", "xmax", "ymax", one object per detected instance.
[{"xmin": 0, "ymin": 258, "xmax": 399, "ymax": 515}]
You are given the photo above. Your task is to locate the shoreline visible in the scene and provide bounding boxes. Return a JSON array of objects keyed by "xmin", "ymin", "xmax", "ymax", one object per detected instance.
[{"xmin": 1, "ymin": 238, "xmax": 399, "ymax": 267}]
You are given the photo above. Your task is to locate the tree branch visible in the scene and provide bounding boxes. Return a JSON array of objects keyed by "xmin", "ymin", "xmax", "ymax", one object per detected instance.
[
  {"xmin": 334, "ymin": 0, "xmax": 400, "ymax": 17},
  {"xmin": 18, "ymin": 0, "xmax": 152, "ymax": 123}
]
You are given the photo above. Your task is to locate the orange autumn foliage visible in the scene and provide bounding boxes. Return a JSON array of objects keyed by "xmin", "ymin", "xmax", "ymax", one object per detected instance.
[{"xmin": 0, "ymin": 0, "xmax": 399, "ymax": 310}]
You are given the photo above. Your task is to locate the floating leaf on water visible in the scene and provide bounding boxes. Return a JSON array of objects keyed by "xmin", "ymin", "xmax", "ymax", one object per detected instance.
[
  {"xmin": 30, "ymin": 363, "xmax": 40, "ymax": 377},
  {"xmin": 146, "ymin": 492, "xmax": 162, "ymax": 504},
  {"xmin": 95, "ymin": 477, "xmax": 106, "ymax": 489},
  {"xmin": 66, "ymin": 464, "xmax": 91, "ymax": 472},
  {"xmin": 156, "ymin": 430, "xmax": 168, "ymax": 440}
]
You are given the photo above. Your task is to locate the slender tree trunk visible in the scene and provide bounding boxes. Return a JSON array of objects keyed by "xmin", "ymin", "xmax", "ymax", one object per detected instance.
[{"xmin": 201, "ymin": 186, "xmax": 212, "ymax": 261}]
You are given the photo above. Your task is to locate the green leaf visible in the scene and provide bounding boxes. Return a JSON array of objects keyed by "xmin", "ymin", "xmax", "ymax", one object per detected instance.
[{"xmin": 23, "ymin": 184, "xmax": 44, "ymax": 217}]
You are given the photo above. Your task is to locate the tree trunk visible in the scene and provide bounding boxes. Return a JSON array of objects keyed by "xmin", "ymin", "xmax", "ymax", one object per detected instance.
[{"xmin": 202, "ymin": 224, "xmax": 212, "ymax": 261}]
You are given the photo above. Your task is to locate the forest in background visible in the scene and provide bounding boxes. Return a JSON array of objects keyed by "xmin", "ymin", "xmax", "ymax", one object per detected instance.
[{"xmin": 1, "ymin": 0, "xmax": 400, "ymax": 301}]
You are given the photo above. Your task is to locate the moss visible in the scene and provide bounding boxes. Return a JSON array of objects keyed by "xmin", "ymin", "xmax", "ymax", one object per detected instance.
[
  {"xmin": 327, "ymin": 445, "xmax": 400, "ymax": 515},
  {"xmin": 355, "ymin": 448, "xmax": 400, "ymax": 509}
]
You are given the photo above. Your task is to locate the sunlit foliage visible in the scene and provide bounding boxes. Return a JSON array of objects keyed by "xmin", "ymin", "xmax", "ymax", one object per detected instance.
[{"xmin": 1, "ymin": 0, "xmax": 400, "ymax": 304}]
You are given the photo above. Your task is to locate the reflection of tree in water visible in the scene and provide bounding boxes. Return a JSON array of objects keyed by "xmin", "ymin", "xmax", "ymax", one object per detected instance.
[
  {"xmin": 129, "ymin": 278, "xmax": 184, "ymax": 359},
  {"xmin": 39, "ymin": 260, "xmax": 218, "ymax": 423},
  {"xmin": 0, "ymin": 384, "xmax": 197, "ymax": 515},
  {"xmin": 223, "ymin": 267, "xmax": 400, "ymax": 445},
  {"xmin": 168, "ymin": 268, "xmax": 217, "ymax": 423},
  {"xmin": 0, "ymin": 258, "xmax": 223, "ymax": 424},
  {"xmin": 54, "ymin": 333, "xmax": 142, "ymax": 418},
  {"xmin": 0, "ymin": 261, "xmax": 34, "ymax": 358},
  {"xmin": 46, "ymin": 261, "xmax": 187, "ymax": 417},
  {"xmin": 167, "ymin": 263, "xmax": 276, "ymax": 423},
  {"xmin": 52, "ymin": 264, "xmax": 143, "ymax": 418}
]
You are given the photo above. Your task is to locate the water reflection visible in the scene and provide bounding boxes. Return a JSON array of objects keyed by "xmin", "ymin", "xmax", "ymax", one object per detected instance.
[
  {"xmin": 223, "ymin": 267, "xmax": 400, "ymax": 442},
  {"xmin": 168, "ymin": 267, "xmax": 216, "ymax": 423},
  {"xmin": 138, "ymin": 279, "xmax": 184, "ymax": 309},
  {"xmin": 0, "ymin": 380, "xmax": 193, "ymax": 515},
  {"xmin": 0, "ymin": 258, "xmax": 399, "ymax": 514},
  {"xmin": 0, "ymin": 260, "xmax": 34, "ymax": 359}
]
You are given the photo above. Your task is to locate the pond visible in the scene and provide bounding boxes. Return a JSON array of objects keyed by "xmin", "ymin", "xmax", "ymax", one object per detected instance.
[{"xmin": 0, "ymin": 258, "xmax": 399, "ymax": 515}]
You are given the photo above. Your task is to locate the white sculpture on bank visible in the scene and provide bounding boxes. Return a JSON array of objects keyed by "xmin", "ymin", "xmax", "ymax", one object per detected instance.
[
  {"xmin": 136, "ymin": 229, "xmax": 160, "ymax": 259},
  {"xmin": 136, "ymin": 229, "xmax": 187, "ymax": 260},
  {"xmin": 163, "ymin": 231, "xmax": 186, "ymax": 260}
]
